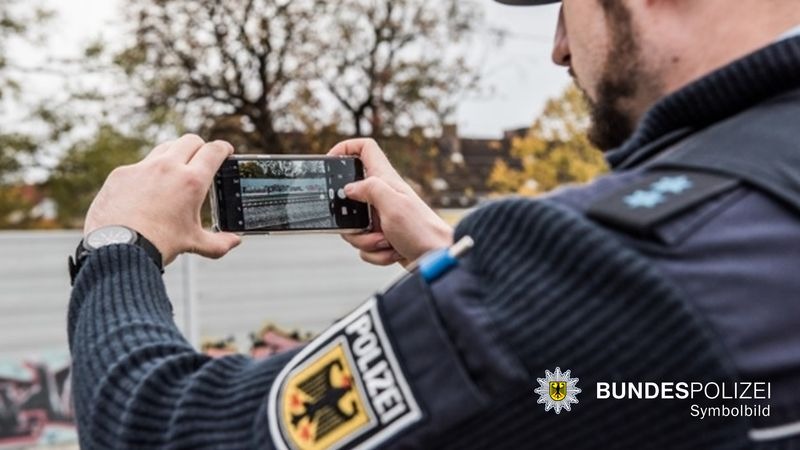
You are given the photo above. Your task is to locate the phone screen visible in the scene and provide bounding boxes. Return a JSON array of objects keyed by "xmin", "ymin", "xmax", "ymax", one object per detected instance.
[{"xmin": 213, "ymin": 156, "xmax": 371, "ymax": 233}]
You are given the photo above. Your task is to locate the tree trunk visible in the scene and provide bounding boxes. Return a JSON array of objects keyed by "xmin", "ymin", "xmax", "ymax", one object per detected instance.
[
  {"xmin": 353, "ymin": 112, "xmax": 363, "ymax": 137},
  {"xmin": 252, "ymin": 111, "xmax": 283, "ymax": 153}
]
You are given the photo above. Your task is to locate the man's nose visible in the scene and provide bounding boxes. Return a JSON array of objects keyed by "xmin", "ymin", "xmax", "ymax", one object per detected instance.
[{"xmin": 551, "ymin": 7, "xmax": 571, "ymax": 67}]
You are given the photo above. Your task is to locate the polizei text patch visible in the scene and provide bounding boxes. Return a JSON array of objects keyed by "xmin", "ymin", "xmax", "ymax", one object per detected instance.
[{"xmin": 268, "ymin": 298, "xmax": 422, "ymax": 450}]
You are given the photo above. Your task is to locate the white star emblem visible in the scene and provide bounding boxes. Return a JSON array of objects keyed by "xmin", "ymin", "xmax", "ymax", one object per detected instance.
[
  {"xmin": 534, "ymin": 367, "xmax": 581, "ymax": 414},
  {"xmin": 624, "ymin": 190, "xmax": 665, "ymax": 209},
  {"xmin": 651, "ymin": 175, "xmax": 693, "ymax": 194}
]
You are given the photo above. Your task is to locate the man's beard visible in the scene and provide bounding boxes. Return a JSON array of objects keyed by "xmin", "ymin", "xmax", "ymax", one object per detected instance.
[
  {"xmin": 586, "ymin": 74, "xmax": 638, "ymax": 151},
  {"xmin": 583, "ymin": 1, "xmax": 655, "ymax": 152}
]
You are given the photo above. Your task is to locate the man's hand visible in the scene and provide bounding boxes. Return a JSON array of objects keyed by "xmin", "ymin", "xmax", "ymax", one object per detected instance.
[
  {"xmin": 328, "ymin": 139, "xmax": 453, "ymax": 266},
  {"xmin": 84, "ymin": 134, "xmax": 241, "ymax": 266}
]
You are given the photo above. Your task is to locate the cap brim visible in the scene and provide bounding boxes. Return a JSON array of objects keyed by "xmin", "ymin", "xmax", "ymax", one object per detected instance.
[{"xmin": 494, "ymin": 0, "xmax": 560, "ymax": 5}]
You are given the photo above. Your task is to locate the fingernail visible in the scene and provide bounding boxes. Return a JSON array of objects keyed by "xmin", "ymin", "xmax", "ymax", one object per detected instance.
[
  {"xmin": 216, "ymin": 140, "xmax": 234, "ymax": 153},
  {"xmin": 392, "ymin": 251, "xmax": 402, "ymax": 261},
  {"xmin": 344, "ymin": 184, "xmax": 355, "ymax": 194},
  {"xmin": 376, "ymin": 240, "xmax": 391, "ymax": 250}
]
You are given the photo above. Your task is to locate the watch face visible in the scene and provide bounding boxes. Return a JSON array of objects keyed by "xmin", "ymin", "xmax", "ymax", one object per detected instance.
[{"xmin": 85, "ymin": 225, "xmax": 137, "ymax": 249}]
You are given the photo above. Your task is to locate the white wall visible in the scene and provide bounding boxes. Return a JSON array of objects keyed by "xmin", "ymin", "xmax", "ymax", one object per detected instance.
[{"xmin": 0, "ymin": 231, "xmax": 395, "ymax": 363}]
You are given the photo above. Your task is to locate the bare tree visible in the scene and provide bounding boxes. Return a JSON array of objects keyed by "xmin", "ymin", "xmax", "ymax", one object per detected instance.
[
  {"xmin": 116, "ymin": 0, "xmax": 484, "ymax": 151},
  {"xmin": 117, "ymin": 0, "xmax": 324, "ymax": 153},
  {"xmin": 314, "ymin": 0, "xmax": 482, "ymax": 137}
]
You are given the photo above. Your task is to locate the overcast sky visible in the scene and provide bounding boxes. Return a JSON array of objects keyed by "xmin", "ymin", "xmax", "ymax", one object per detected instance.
[{"xmin": 21, "ymin": 0, "xmax": 570, "ymax": 139}]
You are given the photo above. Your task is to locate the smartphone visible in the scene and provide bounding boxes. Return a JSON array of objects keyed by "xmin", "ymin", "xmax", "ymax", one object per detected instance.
[{"xmin": 211, "ymin": 155, "xmax": 372, "ymax": 234}]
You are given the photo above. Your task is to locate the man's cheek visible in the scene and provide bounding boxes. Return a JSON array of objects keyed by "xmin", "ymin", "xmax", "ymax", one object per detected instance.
[{"xmin": 570, "ymin": 62, "xmax": 599, "ymax": 102}]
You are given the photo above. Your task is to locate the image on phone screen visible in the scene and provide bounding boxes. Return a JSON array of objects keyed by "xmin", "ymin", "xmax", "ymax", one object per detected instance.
[{"xmin": 213, "ymin": 157, "xmax": 371, "ymax": 233}]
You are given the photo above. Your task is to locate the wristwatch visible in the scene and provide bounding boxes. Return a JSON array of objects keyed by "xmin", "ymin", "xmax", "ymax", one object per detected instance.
[{"xmin": 68, "ymin": 225, "xmax": 164, "ymax": 285}]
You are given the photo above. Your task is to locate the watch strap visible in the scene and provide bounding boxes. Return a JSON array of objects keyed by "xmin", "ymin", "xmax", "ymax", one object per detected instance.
[
  {"xmin": 135, "ymin": 233, "xmax": 165, "ymax": 273},
  {"xmin": 69, "ymin": 231, "xmax": 164, "ymax": 286}
]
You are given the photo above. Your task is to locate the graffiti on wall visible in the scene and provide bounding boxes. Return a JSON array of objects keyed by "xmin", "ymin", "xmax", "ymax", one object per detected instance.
[
  {"xmin": 0, "ymin": 360, "xmax": 76, "ymax": 448},
  {"xmin": 0, "ymin": 323, "xmax": 309, "ymax": 448}
]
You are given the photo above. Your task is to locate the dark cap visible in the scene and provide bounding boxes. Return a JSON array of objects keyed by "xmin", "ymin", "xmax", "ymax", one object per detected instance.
[{"xmin": 494, "ymin": 0, "xmax": 560, "ymax": 5}]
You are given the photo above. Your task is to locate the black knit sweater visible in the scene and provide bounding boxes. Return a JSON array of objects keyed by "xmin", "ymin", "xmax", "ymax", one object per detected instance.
[
  {"xmin": 68, "ymin": 211, "xmax": 748, "ymax": 449},
  {"xmin": 68, "ymin": 36, "xmax": 800, "ymax": 449}
]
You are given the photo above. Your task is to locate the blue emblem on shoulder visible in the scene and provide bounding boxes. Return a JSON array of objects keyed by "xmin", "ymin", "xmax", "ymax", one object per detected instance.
[
  {"xmin": 651, "ymin": 176, "xmax": 693, "ymax": 195},
  {"xmin": 624, "ymin": 176, "xmax": 694, "ymax": 209},
  {"xmin": 588, "ymin": 171, "xmax": 740, "ymax": 235},
  {"xmin": 624, "ymin": 190, "xmax": 666, "ymax": 209}
]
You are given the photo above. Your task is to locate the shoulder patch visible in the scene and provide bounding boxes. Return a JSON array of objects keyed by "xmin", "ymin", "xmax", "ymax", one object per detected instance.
[
  {"xmin": 587, "ymin": 171, "xmax": 740, "ymax": 235},
  {"xmin": 268, "ymin": 297, "xmax": 422, "ymax": 450}
]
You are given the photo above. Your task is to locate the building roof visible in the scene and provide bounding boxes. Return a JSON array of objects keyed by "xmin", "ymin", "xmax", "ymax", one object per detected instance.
[{"xmin": 429, "ymin": 127, "xmax": 527, "ymax": 207}]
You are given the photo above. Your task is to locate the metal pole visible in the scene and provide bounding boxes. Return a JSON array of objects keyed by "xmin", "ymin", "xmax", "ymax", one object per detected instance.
[{"xmin": 181, "ymin": 255, "xmax": 199, "ymax": 348}]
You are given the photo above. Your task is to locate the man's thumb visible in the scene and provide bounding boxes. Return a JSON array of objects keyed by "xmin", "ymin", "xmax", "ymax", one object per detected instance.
[
  {"xmin": 344, "ymin": 177, "xmax": 394, "ymax": 206},
  {"xmin": 193, "ymin": 230, "xmax": 241, "ymax": 259}
]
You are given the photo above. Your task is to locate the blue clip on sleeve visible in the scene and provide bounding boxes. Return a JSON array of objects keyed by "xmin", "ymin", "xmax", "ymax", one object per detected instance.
[{"xmin": 419, "ymin": 248, "xmax": 458, "ymax": 283}]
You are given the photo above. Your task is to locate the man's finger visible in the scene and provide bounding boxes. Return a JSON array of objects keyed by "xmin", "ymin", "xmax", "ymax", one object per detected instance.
[
  {"xmin": 192, "ymin": 230, "xmax": 242, "ymax": 259},
  {"xmin": 344, "ymin": 177, "xmax": 396, "ymax": 207},
  {"xmin": 189, "ymin": 140, "xmax": 234, "ymax": 179},
  {"xmin": 166, "ymin": 134, "xmax": 206, "ymax": 164},
  {"xmin": 360, "ymin": 249, "xmax": 403, "ymax": 266},
  {"xmin": 328, "ymin": 139, "xmax": 396, "ymax": 178},
  {"xmin": 145, "ymin": 140, "xmax": 175, "ymax": 160},
  {"xmin": 342, "ymin": 232, "xmax": 392, "ymax": 252},
  {"xmin": 328, "ymin": 138, "xmax": 380, "ymax": 158}
]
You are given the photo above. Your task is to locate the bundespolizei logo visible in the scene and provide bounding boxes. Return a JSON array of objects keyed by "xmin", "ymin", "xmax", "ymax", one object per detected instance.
[{"xmin": 535, "ymin": 367, "xmax": 581, "ymax": 414}]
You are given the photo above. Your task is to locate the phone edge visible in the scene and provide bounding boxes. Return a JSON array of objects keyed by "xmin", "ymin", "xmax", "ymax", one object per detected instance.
[{"xmin": 210, "ymin": 154, "xmax": 373, "ymax": 235}]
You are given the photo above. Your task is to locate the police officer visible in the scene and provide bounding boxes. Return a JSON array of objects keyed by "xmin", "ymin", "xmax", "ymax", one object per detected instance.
[{"xmin": 68, "ymin": 0, "xmax": 800, "ymax": 449}]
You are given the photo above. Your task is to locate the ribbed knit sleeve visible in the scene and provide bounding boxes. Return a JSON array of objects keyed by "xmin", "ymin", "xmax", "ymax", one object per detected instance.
[
  {"xmin": 68, "ymin": 245, "xmax": 294, "ymax": 450},
  {"xmin": 440, "ymin": 198, "xmax": 750, "ymax": 449}
]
